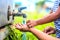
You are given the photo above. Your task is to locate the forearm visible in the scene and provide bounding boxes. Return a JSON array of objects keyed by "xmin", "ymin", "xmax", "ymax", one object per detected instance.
[
  {"xmin": 29, "ymin": 28, "xmax": 60, "ymax": 40},
  {"xmin": 36, "ymin": 6, "xmax": 60, "ymax": 25}
]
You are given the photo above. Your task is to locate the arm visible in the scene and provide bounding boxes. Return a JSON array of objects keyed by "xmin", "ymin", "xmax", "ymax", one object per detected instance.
[
  {"xmin": 29, "ymin": 28, "xmax": 60, "ymax": 40},
  {"xmin": 27, "ymin": 6, "xmax": 60, "ymax": 27},
  {"xmin": 16, "ymin": 24, "xmax": 60, "ymax": 40},
  {"xmin": 36, "ymin": 6, "xmax": 60, "ymax": 25}
]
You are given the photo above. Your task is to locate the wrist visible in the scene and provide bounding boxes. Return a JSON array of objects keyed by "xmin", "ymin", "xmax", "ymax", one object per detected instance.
[
  {"xmin": 35, "ymin": 20, "xmax": 38, "ymax": 25},
  {"xmin": 29, "ymin": 27, "xmax": 35, "ymax": 32}
]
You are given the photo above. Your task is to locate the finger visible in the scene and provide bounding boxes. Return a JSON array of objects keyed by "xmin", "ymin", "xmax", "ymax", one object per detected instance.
[
  {"xmin": 28, "ymin": 24, "xmax": 33, "ymax": 28},
  {"xmin": 15, "ymin": 24, "xmax": 23, "ymax": 29},
  {"xmin": 21, "ymin": 24, "xmax": 24, "ymax": 29},
  {"xmin": 27, "ymin": 23, "xmax": 31, "ymax": 26},
  {"xmin": 28, "ymin": 26, "xmax": 32, "ymax": 28},
  {"xmin": 47, "ymin": 31, "xmax": 54, "ymax": 35},
  {"xmin": 26, "ymin": 20, "xmax": 30, "ymax": 23},
  {"xmin": 45, "ymin": 27, "xmax": 51, "ymax": 30},
  {"xmin": 27, "ymin": 24, "xmax": 31, "ymax": 28},
  {"xmin": 43, "ymin": 28, "xmax": 49, "ymax": 33},
  {"xmin": 16, "ymin": 24, "xmax": 20, "ymax": 28},
  {"xmin": 43, "ymin": 29, "xmax": 47, "ymax": 33}
]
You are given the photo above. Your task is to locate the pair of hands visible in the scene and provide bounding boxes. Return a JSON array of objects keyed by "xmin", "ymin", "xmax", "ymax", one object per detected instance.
[
  {"xmin": 15, "ymin": 20, "xmax": 37, "ymax": 32},
  {"xmin": 15, "ymin": 20, "xmax": 56, "ymax": 35}
]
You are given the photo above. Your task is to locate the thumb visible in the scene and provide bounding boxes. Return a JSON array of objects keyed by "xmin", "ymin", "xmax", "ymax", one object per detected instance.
[
  {"xmin": 47, "ymin": 31, "xmax": 54, "ymax": 35},
  {"xmin": 26, "ymin": 20, "xmax": 30, "ymax": 23}
]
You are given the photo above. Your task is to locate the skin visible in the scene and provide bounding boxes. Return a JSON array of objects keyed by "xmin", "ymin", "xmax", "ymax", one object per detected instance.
[
  {"xmin": 15, "ymin": 24, "xmax": 60, "ymax": 40},
  {"xmin": 27, "ymin": 6, "xmax": 60, "ymax": 28},
  {"xmin": 43, "ymin": 27, "xmax": 56, "ymax": 35},
  {"xmin": 15, "ymin": 4, "xmax": 60, "ymax": 40},
  {"xmin": 26, "ymin": 6, "xmax": 60, "ymax": 35}
]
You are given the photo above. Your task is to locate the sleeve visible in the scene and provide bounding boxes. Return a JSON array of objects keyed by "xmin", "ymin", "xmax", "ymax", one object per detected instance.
[
  {"xmin": 51, "ymin": 0, "xmax": 59, "ymax": 13},
  {"xmin": 59, "ymin": 0, "xmax": 60, "ymax": 6},
  {"xmin": 59, "ymin": 3, "xmax": 60, "ymax": 6}
]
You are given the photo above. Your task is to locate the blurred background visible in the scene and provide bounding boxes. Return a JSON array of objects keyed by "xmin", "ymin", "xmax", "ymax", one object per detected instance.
[{"xmin": 0, "ymin": 0, "xmax": 56, "ymax": 40}]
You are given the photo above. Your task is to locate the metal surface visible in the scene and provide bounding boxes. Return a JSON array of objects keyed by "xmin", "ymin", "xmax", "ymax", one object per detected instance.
[
  {"xmin": 0, "ymin": 0, "xmax": 14, "ymax": 40},
  {"xmin": 0, "ymin": 0, "xmax": 14, "ymax": 27}
]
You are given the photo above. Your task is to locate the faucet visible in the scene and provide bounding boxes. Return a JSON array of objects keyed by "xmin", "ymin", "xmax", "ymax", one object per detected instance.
[{"xmin": 12, "ymin": 7, "xmax": 27, "ymax": 40}]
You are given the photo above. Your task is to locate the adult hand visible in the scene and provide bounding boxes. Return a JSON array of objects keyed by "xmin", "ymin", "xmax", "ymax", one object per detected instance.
[
  {"xmin": 43, "ymin": 27, "xmax": 56, "ymax": 35},
  {"xmin": 27, "ymin": 20, "xmax": 37, "ymax": 28}
]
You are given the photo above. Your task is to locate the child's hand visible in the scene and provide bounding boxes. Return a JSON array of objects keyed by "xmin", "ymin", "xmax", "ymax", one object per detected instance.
[{"xmin": 15, "ymin": 24, "xmax": 30, "ymax": 32}]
